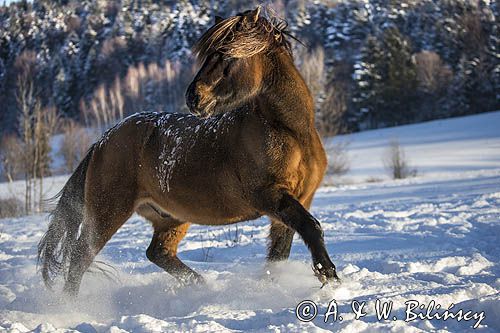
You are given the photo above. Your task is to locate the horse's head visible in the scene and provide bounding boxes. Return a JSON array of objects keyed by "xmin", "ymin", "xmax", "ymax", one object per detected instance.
[{"xmin": 186, "ymin": 7, "xmax": 294, "ymax": 117}]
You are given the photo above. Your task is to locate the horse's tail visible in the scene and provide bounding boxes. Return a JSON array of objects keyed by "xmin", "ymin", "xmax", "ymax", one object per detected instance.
[{"xmin": 37, "ymin": 144, "xmax": 95, "ymax": 289}]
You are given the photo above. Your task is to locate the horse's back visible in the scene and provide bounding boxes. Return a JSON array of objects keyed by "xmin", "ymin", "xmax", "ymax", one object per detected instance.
[{"xmin": 130, "ymin": 112, "xmax": 261, "ymax": 225}]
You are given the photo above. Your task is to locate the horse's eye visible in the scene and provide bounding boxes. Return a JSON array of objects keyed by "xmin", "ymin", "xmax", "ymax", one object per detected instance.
[{"xmin": 209, "ymin": 52, "xmax": 222, "ymax": 62}]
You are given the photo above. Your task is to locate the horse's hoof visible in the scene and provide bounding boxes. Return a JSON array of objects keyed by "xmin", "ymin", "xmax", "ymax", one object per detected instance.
[
  {"xmin": 312, "ymin": 263, "xmax": 340, "ymax": 286},
  {"xmin": 191, "ymin": 274, "xmax": 206, "ymax": 285},
  {"xmin": 178, "ymin": 272, "xmax": 205, "ymax": 286}
]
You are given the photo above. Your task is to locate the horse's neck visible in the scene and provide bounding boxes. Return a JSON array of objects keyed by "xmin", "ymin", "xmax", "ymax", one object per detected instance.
[{"xmin": 259, "ymin": 51, "xmax": 315, "ymax": 140}]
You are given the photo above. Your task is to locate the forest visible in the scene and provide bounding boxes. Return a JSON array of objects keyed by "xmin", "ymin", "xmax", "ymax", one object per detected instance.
[{"xmin": 0, "ymin": 0, "xmax": 498, "ymax": 184}]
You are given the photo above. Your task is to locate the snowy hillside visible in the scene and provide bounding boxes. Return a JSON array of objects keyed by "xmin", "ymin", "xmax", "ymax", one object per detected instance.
[
  {"xmin": 326, "ymin": 111, "xmax": 500, "ymax": 183},
  {"xmin": 0, "ymin": 112, "xmax": 499, "ymax": 332}
]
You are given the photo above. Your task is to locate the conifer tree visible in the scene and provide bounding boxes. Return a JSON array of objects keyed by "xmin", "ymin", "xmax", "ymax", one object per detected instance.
[
  {"xmin": 381, "ymin": 27, "xmax": 417, "ymax": 126},
  {"xmin": 352, "ymin": 35, "xmax": 385, "ymax": 129}
]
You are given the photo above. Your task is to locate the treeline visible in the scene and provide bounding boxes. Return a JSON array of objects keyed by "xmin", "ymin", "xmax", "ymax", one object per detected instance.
[
  {"xmin": 0, "ymin": 0, "xmax": 498, "ymax": 136},
  {"xmin": 291, "ymin": 0, "xmax": 498, "ymax": 132}
]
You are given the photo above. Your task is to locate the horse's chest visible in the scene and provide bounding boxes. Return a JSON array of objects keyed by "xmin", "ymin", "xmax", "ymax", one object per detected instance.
[
  {"xmin": 267, "ymin": 129, "xmax": 327, "ymax": 198},
  {"xmin": 266, "ymin": 137, "xmax": 312, "ymax": 192}
]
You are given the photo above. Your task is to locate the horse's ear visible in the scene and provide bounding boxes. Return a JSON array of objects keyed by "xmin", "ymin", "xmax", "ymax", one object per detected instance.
[
  {"xmin": 249, "ymin": 6, "xmax": 261, "ymax": 23},
  {"xmin": 215, "ymin": 15, "xmax": 224, "ymax": 24}
]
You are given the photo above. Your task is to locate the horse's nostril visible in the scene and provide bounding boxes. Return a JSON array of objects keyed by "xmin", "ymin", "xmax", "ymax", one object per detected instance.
[
  {"xmin": 186, "ymin": 85, "xmax": 197, "ymax": 107},
  {"xmin": 190, "ymin": 94, "xmax": 200, "ymax": 110},
  {"xmin": 192, "ymin": 93, "xmax": 200, "ymax": 105}
]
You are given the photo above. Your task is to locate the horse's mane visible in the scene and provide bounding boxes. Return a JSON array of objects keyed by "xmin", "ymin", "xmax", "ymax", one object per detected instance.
[{"xmin": 193, "ymin": 6, "xmax": 298, "ymax": 63}]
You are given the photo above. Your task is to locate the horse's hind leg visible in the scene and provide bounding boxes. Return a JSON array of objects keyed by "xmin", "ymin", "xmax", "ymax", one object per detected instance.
[
  {"xmin": 267, "ymin": 219, "xmax": 295, "ymax": 262},
  {"xmin": 63, "ymin": 205, "xmax": 133, "ymax": 296},
  {"xmin": 63, "ymin": 234, "xmax": 94, "ymax": 297},
  {"xmin": 138, "ymin": 205, "xmax": 203, "ymax": 284},
  {"xmin": 146, "ymin": 224, "xmax": 203, "ymax": 284}
]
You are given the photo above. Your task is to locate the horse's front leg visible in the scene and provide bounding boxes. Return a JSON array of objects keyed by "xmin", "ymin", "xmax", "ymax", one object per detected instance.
[
  {"xmin": 267, "ymin": 196, "xmax": 314, "ymax": 262},
  {"xmin": 263, "ymin": 192, "xmax": 339, "ymax": 284}
]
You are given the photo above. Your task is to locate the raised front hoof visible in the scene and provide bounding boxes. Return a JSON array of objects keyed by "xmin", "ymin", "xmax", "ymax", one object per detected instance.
[
  {"xmin": 177, "ymin": 272, "xmax": 206, "ymax": 287},
  {"xmin": 312, "ymin": 263, "xmax": 340, "ymax": 288}
]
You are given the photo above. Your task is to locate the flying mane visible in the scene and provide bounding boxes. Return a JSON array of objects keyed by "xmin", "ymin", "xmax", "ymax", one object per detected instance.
[{"xmin": 193, "ymin": 7, "xmax": 297, "ymax": 63}]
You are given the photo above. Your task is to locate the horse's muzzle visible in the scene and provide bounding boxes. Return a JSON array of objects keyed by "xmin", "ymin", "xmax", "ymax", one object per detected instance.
[{"xmin": 186, "ymin": 82, "xmax": 216, "ymax": 117}]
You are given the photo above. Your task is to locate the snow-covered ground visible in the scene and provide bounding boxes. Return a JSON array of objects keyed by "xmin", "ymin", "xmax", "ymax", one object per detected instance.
[{"xmin": 0, "ymin": 112, "xmax": 499, "ymax": 332}]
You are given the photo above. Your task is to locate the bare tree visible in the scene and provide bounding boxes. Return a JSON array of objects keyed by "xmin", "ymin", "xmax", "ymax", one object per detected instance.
[
  {"xmin": 317, "ymin": 86, "xmax": 347, "ymax": 137},
  {"xmin": 0, "ymin": 197, "xmax": 24, "ymax": 218},
  {"xmin": 123, "ymin": 60, "xmax": 183, "ymax": 114},
  {"xmin": 414, "ymin": 51, "xmax": 452, "ymax": 94},
  {"xmin": 460, "ymin": 11, "xmax": 488, "ymax": 53},
  {"xmin": 60, "ymin": 119, "xmax": 92, "ymax": 173},
  {"xmin": 80, "ymin": 80, "xmax": 123, "ymax": 131},
  {"xmin": 298, "ymin": 46, "xmax": 347, "ymax": 137},
  {"xmin": 16, "ymin": 55, "xmax": 37, "ymax": 213},
  {"xmin": 0, "ymin": 135, "xmax": 24, "ymax": 183},
  {"xmin": 81, "ymin": 60, "xmax": 183, "ymax": 131},
  {"xmin": 299, "ymin": 46, "xmax": 325, "ymax": 105},
  {"xmin": 327, "ymin": 141, "xmax": 350, "ymax": 176},
  {"xmin": 35, "ymin": 106, "xmax": 59, "ymax": 210},
  {"xmin": 15, "ymin": 51, "xmax": 59, "ymax": 213},
  {"xmin": 384, "ymin": 139, "xmax": 417, "ymax": 179}
]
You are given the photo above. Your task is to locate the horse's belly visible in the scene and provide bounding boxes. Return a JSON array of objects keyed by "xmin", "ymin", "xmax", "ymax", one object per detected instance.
[
  {"xmin": 153, "ymin": 186, "xmax": 260, "ymax": 226},
  {"xmin": 167, "ymin": 204, "xmax": 260, "ymax": 226}
]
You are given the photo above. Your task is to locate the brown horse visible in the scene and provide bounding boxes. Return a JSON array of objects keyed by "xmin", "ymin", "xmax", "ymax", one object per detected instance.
[{"xmin": 38, "ymin": 7, "xmax": 339, "ymax": 297}]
